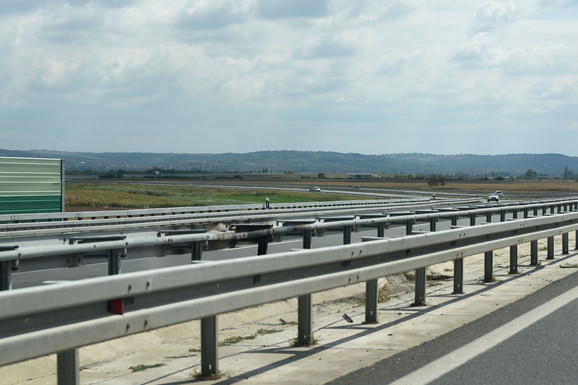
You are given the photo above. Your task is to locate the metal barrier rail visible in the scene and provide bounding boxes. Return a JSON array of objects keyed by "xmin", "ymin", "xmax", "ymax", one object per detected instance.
[
  {"xmin": 0, "ymin": 197, "xmax": 430, "ymax": 224},
  {"xmin": 1, "ymin": 198, "xmax": 578, "ymax": 290},
  {"xmin": 1, "ymin": 197, "xmax": 575, "ymax": 237},
  {"xmin": 0, "ymin": 198, "xmax": 480, "ymax": 236},
  {"xmin": 1, "ymin": 211, "xmax": 578, "ymax": 382}
]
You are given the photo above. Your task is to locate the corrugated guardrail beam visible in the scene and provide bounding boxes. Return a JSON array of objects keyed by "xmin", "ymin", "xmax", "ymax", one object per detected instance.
[
  {"xmin": 1, "ymin": 212, "xmax": 578, "ymax": 368},
  {"xmin": 1, "ymin": 198, "xmax": 578, "ymax": 289}
]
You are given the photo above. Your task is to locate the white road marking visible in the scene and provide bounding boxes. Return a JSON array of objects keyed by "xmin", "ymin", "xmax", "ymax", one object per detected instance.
[{"xmin": 391, "ymin": 285, "xmax": 578, "ymax": 385}]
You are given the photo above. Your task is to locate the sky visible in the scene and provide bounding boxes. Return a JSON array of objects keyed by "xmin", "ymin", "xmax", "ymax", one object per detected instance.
[{"xmin": 1, "ymin": 0, "xmax": 577, "ymax": 156}]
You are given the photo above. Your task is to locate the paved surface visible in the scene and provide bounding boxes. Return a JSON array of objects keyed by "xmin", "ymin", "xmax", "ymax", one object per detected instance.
[
  {"xmin": 3, "ymin": 240, "xmax": 578, "ymax": 384},
  {"xmin": 329, "ymin": 267, "xmax": 578, "ymax": 385}
]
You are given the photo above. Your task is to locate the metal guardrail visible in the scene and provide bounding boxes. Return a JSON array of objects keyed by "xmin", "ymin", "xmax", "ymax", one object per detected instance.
[
  {"xmin": 1, "ymin": 210, "xmax": 578, "ymax": 382},
  {"xmin": 0, "ymin": 198, "xmax": 432, "ymax": 223},
  {"xmin": 1, "ymin": 198, "xmax": 578, "ymax": 291}
]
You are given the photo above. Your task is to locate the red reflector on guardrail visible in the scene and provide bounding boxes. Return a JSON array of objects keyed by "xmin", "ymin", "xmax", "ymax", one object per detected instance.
[{"xmin": 108, "ymin": 299, "xmax": 124, "ymax": 315}]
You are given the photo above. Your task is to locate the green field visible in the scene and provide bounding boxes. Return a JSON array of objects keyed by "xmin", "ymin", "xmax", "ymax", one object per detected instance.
[
  {"xmin": 65, "ymin": 178, "xmax": 578, "ymax": 211},
  {"xmin": 65, "ymin": 182, "xmax": 353, "ymax": 211}
]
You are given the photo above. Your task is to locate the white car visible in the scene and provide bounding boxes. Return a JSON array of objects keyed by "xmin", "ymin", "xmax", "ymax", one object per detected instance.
[
  {"xmin": 487, "ymin": 194, "xmax": 499, "ymax": 202},
  {"xmin": 309, "ymin": 186, "xmax": 321, "ymax": 192}
]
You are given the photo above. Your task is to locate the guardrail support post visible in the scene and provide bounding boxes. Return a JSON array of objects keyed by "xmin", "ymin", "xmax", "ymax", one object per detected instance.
[
  {"xmin": 531, "ymin": 240, "xmax": 539, "ymax": 265},
  {"xmin": 365, "ymin": 279, "xmax": 379, "ymax": 323},
  {"xmin": 343, "ymin": 225, "xmax": 352, "ymax": 245},
  {"xmin": 408, "ymin": 219, "xmax": 426, "ymax": 306},
  {"xmin": 509, "ymin": 245, "xmax": 518, "ymax": 274},
  {"xmin": 0, "ymin": 261, "xmax": 12, "ymax": 291},
  {"xmin": 547, "ymin": 236, "xmax": 555, "ymax": 259},
  {"xmin": 484, "ymin": 251, "xmax": 493, "ymax": 282},
  {"xmin": 192, "ymin": 241, "xmax": 203, "ymax": 261},
  {"xmin": 303, "ymin": 229, "xmax": 312, "ymax": 249},
  {"xmin": 562, "ymin": 233, "xmax": 569, "ymax": 254},
  {"xmin": 575, "ymin": 230, "xmax": 578, "ymax": 250},
  {"xmin": 257, "ymin": 237, "xmax": 268, "ymax": 255},
  {"xmin": 365, "ymin": 225, "xmax": 382, "ymax": 323},
  {"xmin": 297, "ymin": 295, "xmax": 313, "ymax": 345},
  {"xmin": 453, "ymin": 258, "xmax": 464, "ymax": 294},
  {"xmin": 406, "ymin": 219, "xmax": 414, "ymax": 236},
  {"xmin": 377, "ymin": 222, "xmax": 385, "ymax": 237},
  {"xmin": 57, "ymin": 349, "xmax": 79, "ymax": 385},
  {"xmin": 201, "ymin": 316, "xmax": 219, "ymax": 377},
  {"xmin": 297, "ymin": 229, "xmax": 314, "ymax": 343},
  {"xmin": 108, "ymin": 249, "xmax": 123, "ymax": 276},
  {"xmin": 414, "ymin": 268, "xmax": 426, "ymax": 306}
]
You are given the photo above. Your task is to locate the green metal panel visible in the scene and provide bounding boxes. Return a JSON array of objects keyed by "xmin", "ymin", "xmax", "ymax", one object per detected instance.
[{"xmin": 0, "ymin": 157, "xmax": 63, "ymax": 214}]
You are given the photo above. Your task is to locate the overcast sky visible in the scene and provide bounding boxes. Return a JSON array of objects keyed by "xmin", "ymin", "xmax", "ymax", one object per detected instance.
[{"xmin": 1, "ymin": 1, "xmax": 577, "ymax": 155}]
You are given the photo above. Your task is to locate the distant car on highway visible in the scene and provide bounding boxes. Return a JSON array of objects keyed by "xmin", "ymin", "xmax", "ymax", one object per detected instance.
[
  {"xmin": 309, "ymin": 186, "xmax": 321, "ymax": 192},
  {"xmin": 353, "ymin": 185, "xmax": 360, "ymax": 189},
  {"xmin": 487, "ymin": 194, "xmax": 500, "ymax": 202},
  {"xmin": 494, "ymin": 190, "xmax": 503, "ymax": 196}
]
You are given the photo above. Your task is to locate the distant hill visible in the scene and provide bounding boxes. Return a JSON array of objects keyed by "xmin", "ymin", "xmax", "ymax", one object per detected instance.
[{"xmin": 1, "ymin": 149, "xmax": 577, "ymax": 177}]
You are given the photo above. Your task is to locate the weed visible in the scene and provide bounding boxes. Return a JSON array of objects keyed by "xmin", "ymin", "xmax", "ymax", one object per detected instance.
[
  {"xmin": 291, "ymin": 335, "xmax": 319, "ymax": 347},
  {"xmin": 218, "ymin": 328, "xmax": 283, "ymax": 346},
  {"xmin": 191, "ymin": 369, "xmax": 225, "ymax": 381},
  {"xmin": 129, "ymin": 363, "xmax": 165, "ymax": 372}
]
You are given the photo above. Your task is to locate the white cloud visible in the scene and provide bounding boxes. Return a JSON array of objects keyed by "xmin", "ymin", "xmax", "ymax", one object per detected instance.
[
  {"xmin": 256, "ymin": 0, "xmax": 330, "ymax": 19},
  {"xmin": 0, "ymin": 0, "xmax": 577, "ymax": 155}
]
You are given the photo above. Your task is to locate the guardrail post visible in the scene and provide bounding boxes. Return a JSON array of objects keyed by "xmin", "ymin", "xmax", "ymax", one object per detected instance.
[
  {"xmin": 377, "ymin": 222, "xmax": 386, "ymax": 237},
  {"xmin": 484, "ymin": 251, "xmax": 493, "ymax": 282},
  {"xmin": 365, "ymin": 223, "xmax": 381, "ymax": 323},
  {"xmin": 562, "ymin": 233, "xmax": 569, "ymax": 254},
  {"xmin": 343, "ymin": 225, "xmax": 352, "ymax": 245},
  {"xmin": 297, "ymin": 229, "xmax": 314, "ymax": 344},
  {"xmin": 414, "ymin": 268, "xmax": 426, "ymax": 306},
  {"xmin": 0, "ymin": 261, "xmax": 12, "ymax": 291},
  {"xmin": 57, "ymin": 349, "xmax": 79, "ymax": 385},
  {"xmin": 108, "ymin": 249, "xmax": 124, "ymax": 275},
  {"xmin": 407, "ymin": 218, "xmax": 426, "ymax": 306},
  {"xmin": 531, "ymin": 240, "xmax": 539, "ymax": 265},
  {"xmin": 575, "ymin": 230, "xmax": 578, "ymax": 250},
  {"xmin": 500, "ymin": 210, "xmax": 506, "ymax": 222},
  {"xmin": 201, "ymin": 316, "xmax": 219, "ymax": 377},
  {"xmin": 303, "ymin": 229, "xmax": 312, "ymax": 249},
  {"xmin": 547, "ymin": 236, "xmax": 555, "ymax": 259},
  {"xmin": 365, "ymin": 279, "xmax": 379, "ymax": 323},
  {"xmin": 297, "ymin": 295, "xmax": 313, "ymax": 345},
  {"xmin": 509, "ymin": 245, "xmax": 518, "ymax": 274},
  {"xmin": 453, "ymin": 258, "xmax": 464, "ymax": 294},
  {"xmin": 192, "ymin": 241, "xmax": 203, "ymax": 261},
  {"xmin": 257, "ymin": 237, "xmax": 269, "ymax": 255},
  {"xmin": 405, "ymin": 219, "xmax": 414, "ymax": 236},
  {"xmin": 469, "ymin": 213, "xmax": 476, "ymax": 226}
]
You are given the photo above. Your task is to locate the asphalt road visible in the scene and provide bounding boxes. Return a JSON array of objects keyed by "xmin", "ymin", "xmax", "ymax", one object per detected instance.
[{"xmin": 327, "ymin": 269, "xmax": 578, "ymax": 385}]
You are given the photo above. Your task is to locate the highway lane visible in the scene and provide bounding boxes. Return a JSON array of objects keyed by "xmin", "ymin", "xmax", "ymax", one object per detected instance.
[{"xmin": 327, "ymin": 269, "xmax": 578, "ymax": 385}]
